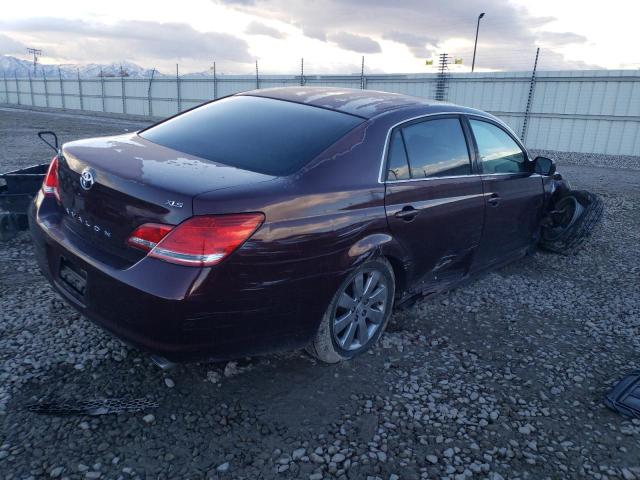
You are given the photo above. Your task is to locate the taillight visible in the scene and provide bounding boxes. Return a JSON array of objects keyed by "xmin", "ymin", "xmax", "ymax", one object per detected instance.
[
  {"xmin": 42, "ymin": 156, "xmax": 60, "ymax": 203},
  {"xmin": 127, "ymin": 223, "xmax": 174, "ymax": 251},
  {"xmin": 127, "ymin": 213, "xmax": 264, "ymax": 267}
]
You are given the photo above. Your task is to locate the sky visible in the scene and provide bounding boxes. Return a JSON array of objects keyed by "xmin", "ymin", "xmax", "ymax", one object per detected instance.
[{"xmin": 0, "ymin": 0, "xmax": 638, "ymax": 74}]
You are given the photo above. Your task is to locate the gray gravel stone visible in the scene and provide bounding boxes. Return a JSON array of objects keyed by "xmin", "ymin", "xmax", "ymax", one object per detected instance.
[
  {"xmin": 0, "ymin": 108, "xmax": 638, "ymax": 480},
  {"xmin": 142, "ymin": 414, "xmax": 155, "ymax": 424},
  {"xmin": 50, "ymin": 467, "xmax": 63, "ymax": 478}
]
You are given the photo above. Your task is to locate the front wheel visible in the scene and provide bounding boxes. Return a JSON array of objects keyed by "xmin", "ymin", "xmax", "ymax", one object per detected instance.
[
  {"xmin": 540, "ymin": 190, "xmax": 603, "ymax": 255},
  {"xmin": 307, "ymin": 258, "xmax": 395, "ymax": 363}
]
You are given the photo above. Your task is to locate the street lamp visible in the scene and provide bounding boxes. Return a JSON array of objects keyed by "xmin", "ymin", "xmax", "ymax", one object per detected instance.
[{"xmin": 471, "ymin": 12, "xmax": 485, "ymax": 73}]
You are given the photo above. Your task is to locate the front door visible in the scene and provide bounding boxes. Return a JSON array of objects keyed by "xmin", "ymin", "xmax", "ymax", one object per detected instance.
[
  {"xmin": 466, "ymin": 117, "xmax": 545, "ymax": 271},
  {"xmin": 383, "ymin": 115, "xmax": 485, "ymax": 291}
]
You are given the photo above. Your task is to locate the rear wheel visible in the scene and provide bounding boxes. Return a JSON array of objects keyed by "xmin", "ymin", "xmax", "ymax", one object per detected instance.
[{"xmin": 307, "ymin": 258, "xmax": 395, "ymax": 363}]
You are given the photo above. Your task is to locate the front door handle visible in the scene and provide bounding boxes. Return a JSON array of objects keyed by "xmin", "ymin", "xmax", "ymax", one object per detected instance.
[
  {"xmin": 487, "ymin": 193, "xmax": 500, "ymax": 207},
  {"xmin": 395, "ymin": 206, "xmax": 420, "ymax": 221}
]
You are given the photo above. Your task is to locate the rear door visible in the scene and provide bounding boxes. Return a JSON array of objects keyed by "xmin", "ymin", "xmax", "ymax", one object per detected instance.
[
  {"xmin": 383, "ymin": 115, "xmax": 485, "ymax": 291},
  {"xmin": 466, "ymin": 117, "xmax": 544, "ymax": 271}
]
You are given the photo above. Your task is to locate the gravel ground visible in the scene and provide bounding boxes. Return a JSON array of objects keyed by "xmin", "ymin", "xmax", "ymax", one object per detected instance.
[
  {"xmin": 1, "ymin": 107, "xmax": 639, "ymax": 480},
  {"xmin": 530, "ymin": 149, "xmax": 640, "ymax": 172}
]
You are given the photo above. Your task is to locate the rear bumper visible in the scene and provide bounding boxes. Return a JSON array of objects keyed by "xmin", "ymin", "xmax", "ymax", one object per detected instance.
[{"xmin": 28, "ymin": 196, "xmax": 331, "ymax": 361}]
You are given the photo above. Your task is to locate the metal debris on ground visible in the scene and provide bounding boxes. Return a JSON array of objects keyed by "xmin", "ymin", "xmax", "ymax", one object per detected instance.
[
  {"xmin": 26, "ymin": 398, "xmax": 159, "ymax": 416},
  {"xmin": 604, "ymin": 371, "xmax": 640, "ymax": 419}
]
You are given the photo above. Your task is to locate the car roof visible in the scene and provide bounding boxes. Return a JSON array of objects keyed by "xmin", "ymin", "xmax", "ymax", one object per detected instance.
[{"xmin": 238, "ymin": 87, "xmax": 487, "ymax": 120}]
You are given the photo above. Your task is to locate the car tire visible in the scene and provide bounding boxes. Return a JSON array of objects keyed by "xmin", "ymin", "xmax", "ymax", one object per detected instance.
[
  {"xmin": 540, "ymin": 190, "xmax": 604, "ymax": 255},
  {"xmin": 307, "ymin": 258, "xmax": 395, "ymax": 364}
]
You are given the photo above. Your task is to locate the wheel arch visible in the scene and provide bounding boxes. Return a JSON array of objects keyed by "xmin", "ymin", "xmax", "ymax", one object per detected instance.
[{"xmin": 346, "ymin": 232, "xmax": 410, "ymax": 297}]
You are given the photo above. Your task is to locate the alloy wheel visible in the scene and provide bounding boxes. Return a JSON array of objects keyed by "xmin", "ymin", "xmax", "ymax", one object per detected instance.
[{"xmin": 332, "ymin": 268, "xmax": 390, "ymax": 351}]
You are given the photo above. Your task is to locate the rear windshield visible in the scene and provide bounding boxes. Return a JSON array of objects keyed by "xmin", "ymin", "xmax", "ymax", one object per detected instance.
[{"xmin": 139, "ymin": 95, "xmax": 363, "ymax": 176}]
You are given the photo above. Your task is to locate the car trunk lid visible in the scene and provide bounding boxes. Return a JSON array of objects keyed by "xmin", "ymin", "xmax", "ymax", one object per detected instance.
[{"xmin": 57, "ymin": 133, "xmax": 273, "ymax": 264}]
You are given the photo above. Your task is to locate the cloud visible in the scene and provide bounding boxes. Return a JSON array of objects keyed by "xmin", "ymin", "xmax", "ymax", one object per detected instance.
[
  {"xmin": 0, "ymin": 34, "xmax": 25, "ymax": 55},
  {"xmin": 212, "ymin": 0, "xmax": 595, "ymax": 70},
  {"xmin": 0, "ymin": 18, "xmax": 252, "ymax": 69},
  {"xmin": 383, "ymin": 31, "xmax": 437, "ymax": 58},
  {"xmin": 245, "ymin": 21, "xmax": 286, "ymax": 39},
  {"xmin": 327, "ymin": 32, "xmax": 381, "ymax": 54},
  {"xmin": 536, "ymin": 31, "xmax": 588, "ymax": 46},
  {"xmin": 302, "ymin": 26, "xmax": 327, "ymax": 42}
]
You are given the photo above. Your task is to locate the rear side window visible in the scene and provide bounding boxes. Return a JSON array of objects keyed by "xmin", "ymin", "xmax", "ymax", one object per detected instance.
[
  {"xmin": 386, "ymin": 130, "xmax": 411, "ymax": 181},
  {"xmin": 401, "ymin": 118, "xmax": 471, "ymax": 179},
  {"xmin": 469, "ymin": 119, "xmax": 527, "ymax": 174},
  {"xmin": 140, "ymin": 95, "xmax": 363, "ymax": 176}
]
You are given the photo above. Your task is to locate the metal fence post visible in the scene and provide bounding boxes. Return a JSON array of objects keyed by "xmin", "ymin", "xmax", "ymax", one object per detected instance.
[
  {"xmin": 77, "ymin": 69, "xmax": 84, "ymax": 111},
  {"xmin": 15, "ymin": 74, "xmax": 20, "ymax": 105},
  {"xmin": 360, "ymin": 56, "xmax": 365, "ymax": 89},
  {"xmin": 59, "ymin": 67, "xmax": 66, "ymax": 110},
  {"xmin": 120, "ymin": 67, "xmax": 126, "ymax": 114},
  {"xmin": 43, "ymin": 69, "xmax": 49, "ymax": 108},
  {"xmin": 3, "ymin": 74, "xmax": 8, "ymax": 103},
  {"xmin": 100, "ymin": 68, "xmax": 106, "ymax": 112},
  {"xmin": 300, "ymin": 57, "xmax": 305, "ymax": 86},
  {"xmin": 176, "ymin": 64, "xmax": 181, "ymax": 113},
  {"xmin": 213, "ymin": 61, "xmax": 217, "ymax": 99},
  {"xmin": 521, "ymin": 48, "xmax": 540, "ymax": 143},
  {"xmin": 255, "ymin": 60, "xmax": 259, "ymax": 89},
  {"xmin": 28, "ymin": 71, "xmax": 35, "ymax": 106},
  {"xmin": 146, "ymin": 68, "xmax": 156, "ymax": 117}
]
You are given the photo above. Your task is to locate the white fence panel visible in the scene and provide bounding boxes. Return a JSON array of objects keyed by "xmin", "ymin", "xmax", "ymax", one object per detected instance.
[{"xmin": 1, "ymin": 70, "xmax": 638, "ymax": 156}]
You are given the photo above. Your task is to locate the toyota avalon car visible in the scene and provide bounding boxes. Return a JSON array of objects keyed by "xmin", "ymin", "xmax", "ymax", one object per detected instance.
[{"xmin": 29, "ymin": 87, "xmax": 588, "ymax": 364}]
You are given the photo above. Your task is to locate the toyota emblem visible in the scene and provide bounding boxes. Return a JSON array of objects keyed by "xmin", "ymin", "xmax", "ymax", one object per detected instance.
[{"xmin": 80, "ymin": 168, "xmax": 95, "ymax": 191}]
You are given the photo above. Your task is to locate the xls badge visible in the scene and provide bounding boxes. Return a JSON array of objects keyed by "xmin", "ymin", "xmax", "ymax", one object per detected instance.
[
  {"xmin": 79, "ymin": 168, "xmax": 95, "ymax": 191},
  {"xmin": 165, "ymin": 200, "xmax": 184, "ymax": 208}
]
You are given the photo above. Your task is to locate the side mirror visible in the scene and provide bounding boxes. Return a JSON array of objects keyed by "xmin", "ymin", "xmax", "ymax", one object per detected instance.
[{"xmin": 533, "ymin": 156, "xmax": 556, "ymax": 176}]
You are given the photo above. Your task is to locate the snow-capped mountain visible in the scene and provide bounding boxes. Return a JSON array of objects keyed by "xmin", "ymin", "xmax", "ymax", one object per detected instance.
[{"xmin": 0, "ymin": 56, "xmax": 159, "ymax": 78}]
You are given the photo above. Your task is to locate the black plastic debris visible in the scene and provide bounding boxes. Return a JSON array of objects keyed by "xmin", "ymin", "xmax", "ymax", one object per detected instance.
[
  {"xmin": 604, "ymin": 371, "xmax": 640, "ymax": 418},
  {"xmin": 27, "ymin": 398, "xmax": 159, "ymax": 416}
]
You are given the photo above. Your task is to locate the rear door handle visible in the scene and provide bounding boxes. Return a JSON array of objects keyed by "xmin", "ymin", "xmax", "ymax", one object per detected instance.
[
  {"xmin": 487, "ymin": 193, "xmax": 500, "ymax": 207},
  {"xmin": 395, "ymin": 206, "xmax": 420, "ymax": 221}
]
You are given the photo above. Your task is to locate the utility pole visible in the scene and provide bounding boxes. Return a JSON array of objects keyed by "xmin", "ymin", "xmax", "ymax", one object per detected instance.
[
  {"xmin": 27, "ymin": 47, "xmax": 42, "ymax": 75},
  {"xmin": 471, "ymin": 13, "xmax": 485, "ymax": 73},
  {"xmin": 435, "ymin": 53, "xmax": 450, "ymax": 101}
]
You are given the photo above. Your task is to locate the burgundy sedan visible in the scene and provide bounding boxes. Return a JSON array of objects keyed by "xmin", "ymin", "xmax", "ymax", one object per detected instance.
[{"xmin": 29, "ymin": 87, "xmax": 556, "ymax": 364}]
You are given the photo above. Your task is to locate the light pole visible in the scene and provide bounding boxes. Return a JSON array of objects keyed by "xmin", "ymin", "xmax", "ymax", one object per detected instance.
[{"xmin": 471, "ymin": 12, "xmax": 485, "ymax": 72}]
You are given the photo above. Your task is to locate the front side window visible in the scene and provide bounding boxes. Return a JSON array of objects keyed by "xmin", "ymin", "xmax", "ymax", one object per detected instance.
[
  {"xmin": 401, "ymin": 118, "xmax": 472, "ymax": 179},
  {"xmin": 469, "ymin": 119, "xmax": 527, "ymax": 174}
]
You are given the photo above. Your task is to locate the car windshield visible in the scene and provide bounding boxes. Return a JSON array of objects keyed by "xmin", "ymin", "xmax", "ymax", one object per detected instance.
[{"xmin": 139, "ymin": 95, "xmax": 364, "ymax": 176}]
